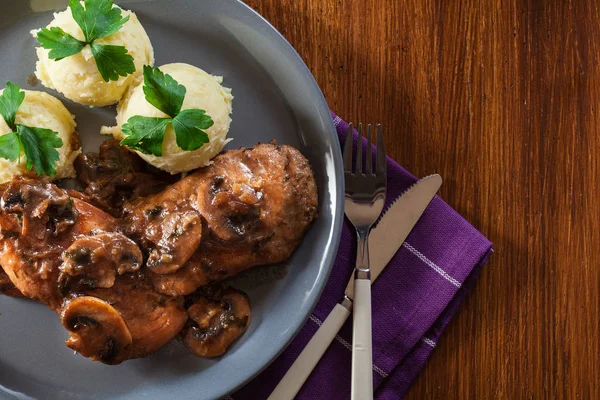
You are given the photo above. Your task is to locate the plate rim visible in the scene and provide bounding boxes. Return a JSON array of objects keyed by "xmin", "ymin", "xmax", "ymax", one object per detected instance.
[{"xmin": 218, "ymin": 0, "xmax": 344, "ymax": 396}]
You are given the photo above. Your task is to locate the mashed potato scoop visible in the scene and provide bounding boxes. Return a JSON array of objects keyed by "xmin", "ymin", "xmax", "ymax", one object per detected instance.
[
  {"xmin": 32, "ymin": 2, "xmax": 154, "ymax": 107},
  {"xmin": 101, "ymin": 63, "xmax": 233, "ymax": 174},
  {"xmin": 0, "ymin": 87, "xmax": 80, "ymax": 184}
]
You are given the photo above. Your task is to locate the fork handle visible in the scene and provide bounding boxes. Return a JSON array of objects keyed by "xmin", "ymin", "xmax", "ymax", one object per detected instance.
[{"xmin": 351, "ymin": 277, "xmax": 373, "ymax": 400}]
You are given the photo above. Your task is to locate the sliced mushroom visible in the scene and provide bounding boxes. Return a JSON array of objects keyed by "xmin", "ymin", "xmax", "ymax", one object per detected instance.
[
  {"xmin": 145, "ymin": 210, "xmax": 203, "ymax": 275},
  {"xmin": 60, "ymin": 296, "xmax": 132, "ymax": 365},
  {"xmin": 0, "ymin": 179, "xmax": 120, "ymax": 309},
  {"xmin": 75, "ymin": 140, "xmax": 143, "ymax": 185},
  {"xmin": 59, "ymin": 233, "xmax": 143, "ymax": 289},
  {"xmin": 197, "ymin": 175, "xmax": 264, "ymax": 242},
  {"xmin": 84, "ymin": 273, "xmax": 188, "ymax": 359},
  {"xmin": 74, "ymin": 140, "xmax": 175, "ymax": 216},
  {"xmin": 1, "ymin": 178, "xmax": 78, "ymax": 239},
  {"xmin": 182, "ymin": 288, "xmax": 251, "ymax": 358}
]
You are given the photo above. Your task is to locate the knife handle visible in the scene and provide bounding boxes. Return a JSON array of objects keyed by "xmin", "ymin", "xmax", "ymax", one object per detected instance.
[
  {"xmin": 267, "ymin": 302, "xmax": 352, "ymax": 400},
  {"xmin": 351, "ymin": 278, "xmax": 373, "ymax": 400}
]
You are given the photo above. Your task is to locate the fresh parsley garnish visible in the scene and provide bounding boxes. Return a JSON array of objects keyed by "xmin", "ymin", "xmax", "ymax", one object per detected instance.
[
  {"xmin": 0, "ymin": 81, "xmax": 25, "ymax": 129},
  {"xmin": 69, "ymin": 0, "xmax": 129, "ymax": 42},
  {"xmin": 0, "ymin": 133, "xmax": 20, "ymax": 162},
  {"xmin": 36, "ymin": 27, "xmax": 85, "ymax": 60},
  {"xmin": 35, "ymin": 0, "xmax": 135, "ymax": 82},
  {"xmin": 121, "ymin": 116, "xmax": 171, "ymax": 156},
  {"xmin": 142, "ymin": 66, "xmax": 186, "ymax": 118},
  {"xmin": 120, "ymin": 66, "xmax": 214, "ymax": 157},
  {"xmin": 0, "ymin": 82, "xmax": 63, "ymax": 176}
]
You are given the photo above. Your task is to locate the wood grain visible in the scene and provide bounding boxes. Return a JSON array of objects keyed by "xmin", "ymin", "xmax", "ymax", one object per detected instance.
[{"xmin": 243, "ymin": 0, "xmax": 600, "ymax": 398}]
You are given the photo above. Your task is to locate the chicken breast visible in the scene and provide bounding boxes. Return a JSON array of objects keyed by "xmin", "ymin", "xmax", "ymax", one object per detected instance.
[
  {"xmin": 0, "ymin": 178, "xmax": 185, "ymax": 364},
  {"xmin": 63, "ymin": 272, "xmax": 187, "ymax": 364},
  {"xmin": 123, "ymin": 143, "xmax": 318, "ymax": 296},
  {"xmin": 0, "ymin": 178, "xmax": 119, "ymax": 309},
  {"xmin": 0, "ymin": 141, "xmax": 318, "ymax": 363}
]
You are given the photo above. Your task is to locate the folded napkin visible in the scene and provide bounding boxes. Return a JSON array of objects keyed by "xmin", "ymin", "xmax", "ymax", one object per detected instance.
[{"xmin": 229, "ymin": 113, "xmax": 493, "ymax": 399}]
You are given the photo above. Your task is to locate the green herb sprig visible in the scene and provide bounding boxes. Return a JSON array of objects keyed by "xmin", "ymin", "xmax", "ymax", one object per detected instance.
[
  {"xmin": 120, "ymin": 66, "xmax": 214, "ymax": 156},
  {"xmin": 0, "ymin": 82, "xmax": 63, "ymax": 176},
  {"xmin": 36, "ymin": 0, "xmax": 135, "ymax": 82}
]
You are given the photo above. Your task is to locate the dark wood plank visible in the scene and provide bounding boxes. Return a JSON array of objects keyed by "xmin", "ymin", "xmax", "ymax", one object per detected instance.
[{"xmin": 243, "ymin": 0, "xmax": 600, "ymax": 398}]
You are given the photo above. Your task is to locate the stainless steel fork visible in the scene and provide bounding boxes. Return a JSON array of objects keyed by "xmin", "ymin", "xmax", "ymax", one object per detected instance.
[{"xmin": 343, "ymin": 123, "xmax": 387, "ymax": 400}]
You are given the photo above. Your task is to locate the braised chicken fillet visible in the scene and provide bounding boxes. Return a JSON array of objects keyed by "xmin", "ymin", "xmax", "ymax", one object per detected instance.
[
  {"xmin": 62, "ymin": 273, "xmax": 187, "ymax": 364},
  {"xmin": 0, "ymin": 178, "xmax": 117, "ymax": 309},
  {"xmin": 124, "ymin": 143, "xmax": 318, "ymax": 296},
  {"xmin": 0, "ymin": 141, "xmax": 318, "ymax": 364},
  {"xmin": 0, "ymin": 179, "xmax": 187, "ymax": 363}
]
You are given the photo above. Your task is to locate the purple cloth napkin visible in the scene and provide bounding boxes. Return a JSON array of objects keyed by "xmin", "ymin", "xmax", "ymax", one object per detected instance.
[{"xmin": 228, "ymin": 113, "xmax": 493, "ymax": 400}]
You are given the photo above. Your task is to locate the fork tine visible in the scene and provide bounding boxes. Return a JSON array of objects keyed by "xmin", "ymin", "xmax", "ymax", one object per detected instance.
[
  {"xmin": 366, "ymin": 124, "xmax": 373, "ymax": 174},
  {"xmin": 343, "ymin": 123, "xmax": 353, "ymax": 173},
  {"xmin": 356, "ymin": 124, "xmax": 363, "ymax": 175},
  {"xmin": 376, "ymin": 124, "xmax": 386, "ymax": 176}
]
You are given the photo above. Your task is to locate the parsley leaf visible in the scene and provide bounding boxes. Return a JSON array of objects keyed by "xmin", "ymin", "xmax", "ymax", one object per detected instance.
[
  {"xmin": 172, "ymin": 109, "xmax": 213, "ymax": 151},
  {"xmin": 91, "ymin": 43, "xmax": 136, "ymax": 82},
  {"xmin": 36, "ymin": 27, "xmax": 85, "ymax": 61},
  {"xmin": 0, "ymin": 82, "xmax": 63, "ymax": 176},
  {"xmin": 17, "ymin": 125, "xmax": 63, "ymax": 176},
  {"xmin": 142, "ymin": 66, "xmax": 186, "ymax": 118},
  {"xmin": 0, "ymin": 82, "xmax": 25, "ymax": 131},
  {"xmin": 120, "ymin": 66, "xmax": 215, "ymax": 157},
  {"xmin": 36, "ymin": 0, "xmax": 134, "ymax": 82},
  {"xmin": 0, "ymin": 132, "xmax": 20, "ymax": 162},
  {"xmin": 120, "ymin": 116, "xmax": 171, "ymax": 157},
  {"xmin": 70, "ymin": 0, "xmax": 130, "ymax": 42}
]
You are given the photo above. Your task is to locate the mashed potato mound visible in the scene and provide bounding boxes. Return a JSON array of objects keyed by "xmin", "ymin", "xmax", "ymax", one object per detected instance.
[
  {"xmin": 32, "ymin": 4, "xmax": 154, "ymax": 107},
  {"xmin": 101, "ymin": 63, "xmax": 233, "ymax": 174},
  {"xmin": 0, "ymin": 90, "xmax": 80, "ymax": 184}
]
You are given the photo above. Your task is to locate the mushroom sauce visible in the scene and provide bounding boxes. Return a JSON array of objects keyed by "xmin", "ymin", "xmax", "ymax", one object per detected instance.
[{"xmin": 0, "ymin": 140, "xmax": 318, "ymax": 364}]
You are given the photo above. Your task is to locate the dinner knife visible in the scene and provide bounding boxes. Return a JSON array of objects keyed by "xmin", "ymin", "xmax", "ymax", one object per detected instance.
[{"xmin": 267, "ymin": 174, "xmax": 443, "ymax": 400}]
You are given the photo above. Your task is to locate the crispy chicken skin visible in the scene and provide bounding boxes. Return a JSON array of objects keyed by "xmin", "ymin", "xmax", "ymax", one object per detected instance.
[{"xmin": 124, "ymin": 143, "xmax": 319, "ymax": 296}]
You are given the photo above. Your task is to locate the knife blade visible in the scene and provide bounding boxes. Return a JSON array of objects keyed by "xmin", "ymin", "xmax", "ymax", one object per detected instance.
[
  {"xmin": 266, "ymin": 174, "xmax": 442, "ymax": 400},
  {"xmin": 345, "ymin": 173, "xmax": 443, "ymax": 299}
]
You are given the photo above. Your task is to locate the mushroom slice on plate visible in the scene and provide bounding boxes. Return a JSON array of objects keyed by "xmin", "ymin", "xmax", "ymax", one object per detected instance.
[
  {"xmin": 59, "ymin": 233, "xmax": 143, "ymax": 289},
  {"xmin": 122, "ymin": 174, "xmax": 204, "ymax": 276},
  {"xmin": 60, "ymin": 296, "xmax": 133, "ymax": 365},
  {"xmin": 0, "ymin": 178, "xmax": 120, "ymax": 309},
  {"xmin": 182, "ymin": 288, "xmax": 251, "ymax": 358},
  {"xmin": 0, "ymin": 177, "xmax": 79, "ymax": 238},
  {"xmin": 197, "ymin": 175, "xmax": 265, "ymax": 242},
  {"xmin": 145, "ymin": 210, "xmax": 203, "ymax": 275}
]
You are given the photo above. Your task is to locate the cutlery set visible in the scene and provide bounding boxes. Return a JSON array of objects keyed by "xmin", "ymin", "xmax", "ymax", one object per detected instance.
[{"xmin": 269, "ymin": 125, "xmax": 443, "ymax": 399}]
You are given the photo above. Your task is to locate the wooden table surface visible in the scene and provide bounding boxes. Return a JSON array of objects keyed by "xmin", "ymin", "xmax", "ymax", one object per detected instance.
[{"xmin": 245, "ymin": 0, "xmax": 600, "ymax": 398}]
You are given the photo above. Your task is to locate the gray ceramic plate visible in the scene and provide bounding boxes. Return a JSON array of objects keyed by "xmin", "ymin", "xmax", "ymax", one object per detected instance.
[{"xmin": 0, "ymin": 1, "xmax": 343, "ymax": 399}]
